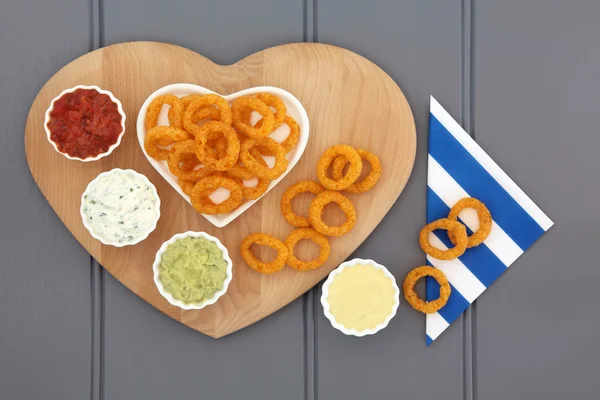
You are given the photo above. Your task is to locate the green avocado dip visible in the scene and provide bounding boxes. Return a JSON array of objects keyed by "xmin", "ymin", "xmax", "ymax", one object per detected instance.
[{"xmin": 158, "ymin": 236, "xmax": 228, "ymax": 304}]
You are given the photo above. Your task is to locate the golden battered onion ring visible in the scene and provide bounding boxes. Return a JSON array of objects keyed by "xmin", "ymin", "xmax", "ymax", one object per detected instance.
[
  {"xmin": 240, "ymin": 138, "xmax": 288, "ymax": 180},
  {"xmin": 403, "ymin": 266, "xmax": 451, "ymax": 314},
  {"xmin": 183, "ymin": 94, "xmax": 232, "ymax": 137},
  {"xmin": 256, "ymin": 92, "xmax": 286, "ymax": 129},
  {"xmin": 178, "ymin": 179, "xmax": 197, "ymax": 197},
  {"xmin": 279, "ymin": 115, "xmax": 300, "ymax": 153},
  {"xmin": 280, "ymin": 181, "xmax": 325, "ymax": 227},
  {"xmin": 232, "ymin": 96, "xmax": 275, "ymax": 139},
  {"xmin": 447, "ymin": 197, "xmax": 492, "ymax": 248},
  {"xmin": 190, "ymin": 176, "xmax": 242, "ymax": 214},
  {"xmin": 331, "ymin": 149, "xmax": 381, "ymax": 193},
  {"xmin": 419, "ymin": 218, "xmax": 468, "ymax": 260},
  {"xmin": 240, "ymin": 233, "xmax": 289, "ymax": 275},
  {"xmin": 227, "ymin": 149, "xmax": 271, "ymax": 200},
  {"xmin": 194, "ymin": 121, "xmax": 240, "ymax": 171},
  {"xmin": 145, "ymin": 94, "xmax": 184, "ymax": 131},
  {"xmin": 239, "ymin": 112, "xmax": 298, "ymax": 153},
  {"xmin": 308, "ymin": 191, "xmax": 357, "ymax": 237},
  {"xmin": 316, "ymin": 145, "xmax": 362, "ymax": 190},
  {"xmin": 179, "ymin": 153, "xmax": 201, "ymax": 171},
  {"xmin": 284, "ymin": 228, "xmax": 330, "ymax": 271},
  {"xmin": 144, "ymin": 126, "xmax": 188, "ymax": 161},
  {"xmin": 168, "ymin": 140, "xmax": 213, "ymax": 181}
]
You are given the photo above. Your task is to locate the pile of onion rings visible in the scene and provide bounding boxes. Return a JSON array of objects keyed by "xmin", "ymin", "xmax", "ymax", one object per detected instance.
[{"xmin": 143, "ymin": 91, "xmax": 302, "ymax": 215}]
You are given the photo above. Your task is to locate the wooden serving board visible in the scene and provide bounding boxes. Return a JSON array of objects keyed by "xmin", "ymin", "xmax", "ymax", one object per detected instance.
[{"xmin": 25, "ymin": 42, "xmax": 416, "ymax": 338}]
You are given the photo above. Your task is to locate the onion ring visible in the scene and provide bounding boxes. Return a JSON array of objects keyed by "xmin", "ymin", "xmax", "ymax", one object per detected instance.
[
  {"xmin": 232, "ymin": 96, "xmax": 275, "ymax": 138},
  {"xmin": 183, "ymin": 94, "xmax": 232, "ymax": 137},
  {"xmin": 194, "ymin": 121, "xmax": 240, "ymax": 171},
  {"xmin": 284, "ymin": 228, "xmax": 330, "ymax": 271},
  {"xmin": 144, "ymin": 126, "xmax": 188, "ymax": 160},
  {"xmin": 403, "ymin": 266, "xmax": 451, "ymax": 314},
  {"xmin": 331, "ymin": 149, "xmax": 381, "ymax": 193},
  {"xmin": 419, "ymin": 218, "xmax": 468, "ymax": 260},
  {"xmin": 240, "ymin": 137, "xmax": 288, "ymax": 180},
  {"xmin": 168, "ymin": 140, "xmax": 213, "ymax": 181},
  {"xmin": 240, "ymin": 233, "xmax": 289, "ymax": 274},
  {"xmin": 178, "ymin": 179, "xmax": 197, "ymax": 197},
  {"xmin": 256, "ymin": 93, "xmax": 286, "ymax": 129},
  {"xmin": 316, "ymin": 145, "xmax": 362, "ymax": 190},
  {"xmin": 308, "ymin": 191, "xmax": 357, "ymax": 237},
  {"xmin": 280, "ymin": 181, "xmax": 325, "ymax": 227},
  {"xmin": 447, "ymin": 197, "xmax": 492, "ymax": 248},
  {"xmin": 227, "ymin": 149, "xmax": 271, "ymax": 200},
  {"xmin": 190, "ymin": 176, "xmax": 242, "ymax": 214},
  {"xmin": 144, "ymin": 94, "xmax": 184, "ymax": 131},
  {"xmin": 279, "ymin": 115, "xmax": 300, "ymax": 153}
]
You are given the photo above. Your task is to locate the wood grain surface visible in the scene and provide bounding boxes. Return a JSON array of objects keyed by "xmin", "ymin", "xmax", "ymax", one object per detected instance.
[{"xmin": 24, "ymin": 41, "xmax": 416, "ymax": 338}]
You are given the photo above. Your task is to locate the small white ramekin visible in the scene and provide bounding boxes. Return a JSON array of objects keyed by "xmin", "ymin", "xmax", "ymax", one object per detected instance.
[
  {"xmin": 152, "ymin": 231, "xmax": 233, "ymax": 310},
  {"xmin": 44, "ymin": 85, "xmax": 126, "ymax": 161},
  {"xmin": 80, "ymin": 168, "xmax": 161, "ymax": 247},
  {"xmin": 321, "ymin": 258, "xmax": 400, "ymax": 337}
]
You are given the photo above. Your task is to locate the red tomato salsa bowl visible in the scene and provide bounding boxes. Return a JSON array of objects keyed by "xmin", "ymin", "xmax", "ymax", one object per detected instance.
[{"xmin": 44, "ymin": 85, "xmax": 126, "ymax": 161}]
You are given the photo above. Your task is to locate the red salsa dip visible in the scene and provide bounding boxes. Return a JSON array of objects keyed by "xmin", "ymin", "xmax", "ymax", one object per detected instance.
[{"xmin": 46, "ymin": 88, "xmax": 124, "ymax": 159}]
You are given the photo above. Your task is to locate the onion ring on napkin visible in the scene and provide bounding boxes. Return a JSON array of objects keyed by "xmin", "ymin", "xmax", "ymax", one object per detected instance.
[
  {"xmin": 241, "ymin": 233, "xmax": 289, "ymax": 275},
  {"xmin": 419, "ymin": 218, "xmax": 468, "ymax": 260},
  {"xmin": 331, "ymin": 149, "xmax": 381, "ymax": 193},
  {"xmin": 280, "ymin": 181, "xmax": 325, "ymax": 227},
  {"xmin": 316, "ymin": 145, "xmax": 362, "ymax": 191},
  {"xmin": 284, "ymin": 228, "xmax": 330, "ymax": 271},
  {"xmin": 403, "ymin": 266, "xmax": 451, "ymax": 314},
  {"xmin": 447, "ymin": 197, "xmax": 492, "ymax": 248},
  {"xmin": 308, "ymin": 191, "xmax": 357, "ymax": 237}
]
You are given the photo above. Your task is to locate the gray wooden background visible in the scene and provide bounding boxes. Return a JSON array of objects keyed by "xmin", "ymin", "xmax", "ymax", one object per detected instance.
[{"xmin": 1, "ymin": 0, "xmax": 598, "ymax": 399}]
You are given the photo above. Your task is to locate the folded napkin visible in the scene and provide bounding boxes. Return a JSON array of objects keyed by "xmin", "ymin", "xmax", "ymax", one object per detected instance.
[{"xmin": 425, "ymin": 97, "xmax": 553, "ymax": 345}]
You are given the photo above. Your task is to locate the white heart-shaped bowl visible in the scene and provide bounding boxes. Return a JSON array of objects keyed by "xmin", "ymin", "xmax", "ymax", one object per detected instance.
[{"xmin": 136, "ymin": 84, "xmax": 309, "ymax": 228}]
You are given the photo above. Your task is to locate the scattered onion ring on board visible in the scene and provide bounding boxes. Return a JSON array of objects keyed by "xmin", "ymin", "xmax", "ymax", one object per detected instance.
[
  {"xmin": 403, "ymin": 266, "xmax": 451, "ymax": 314},
  {"xmin": 168, "ymin": 140, "xmax": 213, "ymax": 181},
  {"xmin": 447, "ymin": 197, "xmax": 492, "ymax": 248},
  {"xmin": 316, "ymin": 145, "xmax": 362, "ymax": 191},
  {"xmin": 144, "ymin": 126, "xmax": 188, "ymax": 161},
  {"xmin": 419, "ymin": 218, "xmax": 468, "ymax": 260},
  {"xmin": 240, "ymin": 233, "xmax": 289, "ymax": 275},
  {"xmin": 190, "ymin": 176, "xmax": 242, "ymax": 214},
  {"xmin": 280, "ymin": 181, "xmax": 325, "ymax": 227},
  {"xmin": 144, "ymin": 94, "xmax": 184, "ymax": 131},
  {"xmin": 284, "ymin": 228, "xmax": 330, "ymax": 271},
  {"xmin": 308, "ymin": 191, "xmax": 357, "ymax": 237},
  {"xmin": 194, "ymin": 121, "xmax": 240, "ymax": 171},
  {"xmin": 331, "ymin": 149, "xmax": 382, "ymax": 193},
  {"xmin": 240, "ymin": 137, "xmax": 288, "ymax": 180},
  {"xmin": 232, "ymin": 96, "xmax": 275, "ymax": 138},
  {"xmin": 183, "ymin": 94, "xmax": 232, "ymax": 137}
]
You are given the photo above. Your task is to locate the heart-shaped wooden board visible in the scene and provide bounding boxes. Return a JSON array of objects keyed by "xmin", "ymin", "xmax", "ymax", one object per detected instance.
[{"xmin": 25, "ymin": 42, "xmax": 416, "ymax": 338}]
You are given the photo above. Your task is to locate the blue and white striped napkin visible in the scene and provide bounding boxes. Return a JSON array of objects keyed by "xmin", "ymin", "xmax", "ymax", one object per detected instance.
[{"xmin": 425, "ymin": 96, "xmax": 553, "ymax": 345}]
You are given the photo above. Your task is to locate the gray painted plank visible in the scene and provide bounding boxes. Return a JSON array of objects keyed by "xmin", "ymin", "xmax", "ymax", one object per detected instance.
[
  {"xmin": 315, "ymin": 1, "xmax": 465, "ymax": 399},
  {"xmin": 0, "ymin": 1, "xmax": 93, "ymax": 399},
  {"xmin": 473, "ymin": 1, "xmax": 600, "ymax": 399},
  {"xmin": 101, "ymin": 1, "xmax": 306, "ymax": 399}
]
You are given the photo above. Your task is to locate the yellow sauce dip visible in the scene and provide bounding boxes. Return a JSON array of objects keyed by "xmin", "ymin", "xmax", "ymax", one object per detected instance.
[{"xmin": 327, "ymin": 264, "xmax": 396, "ymax": 331}]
